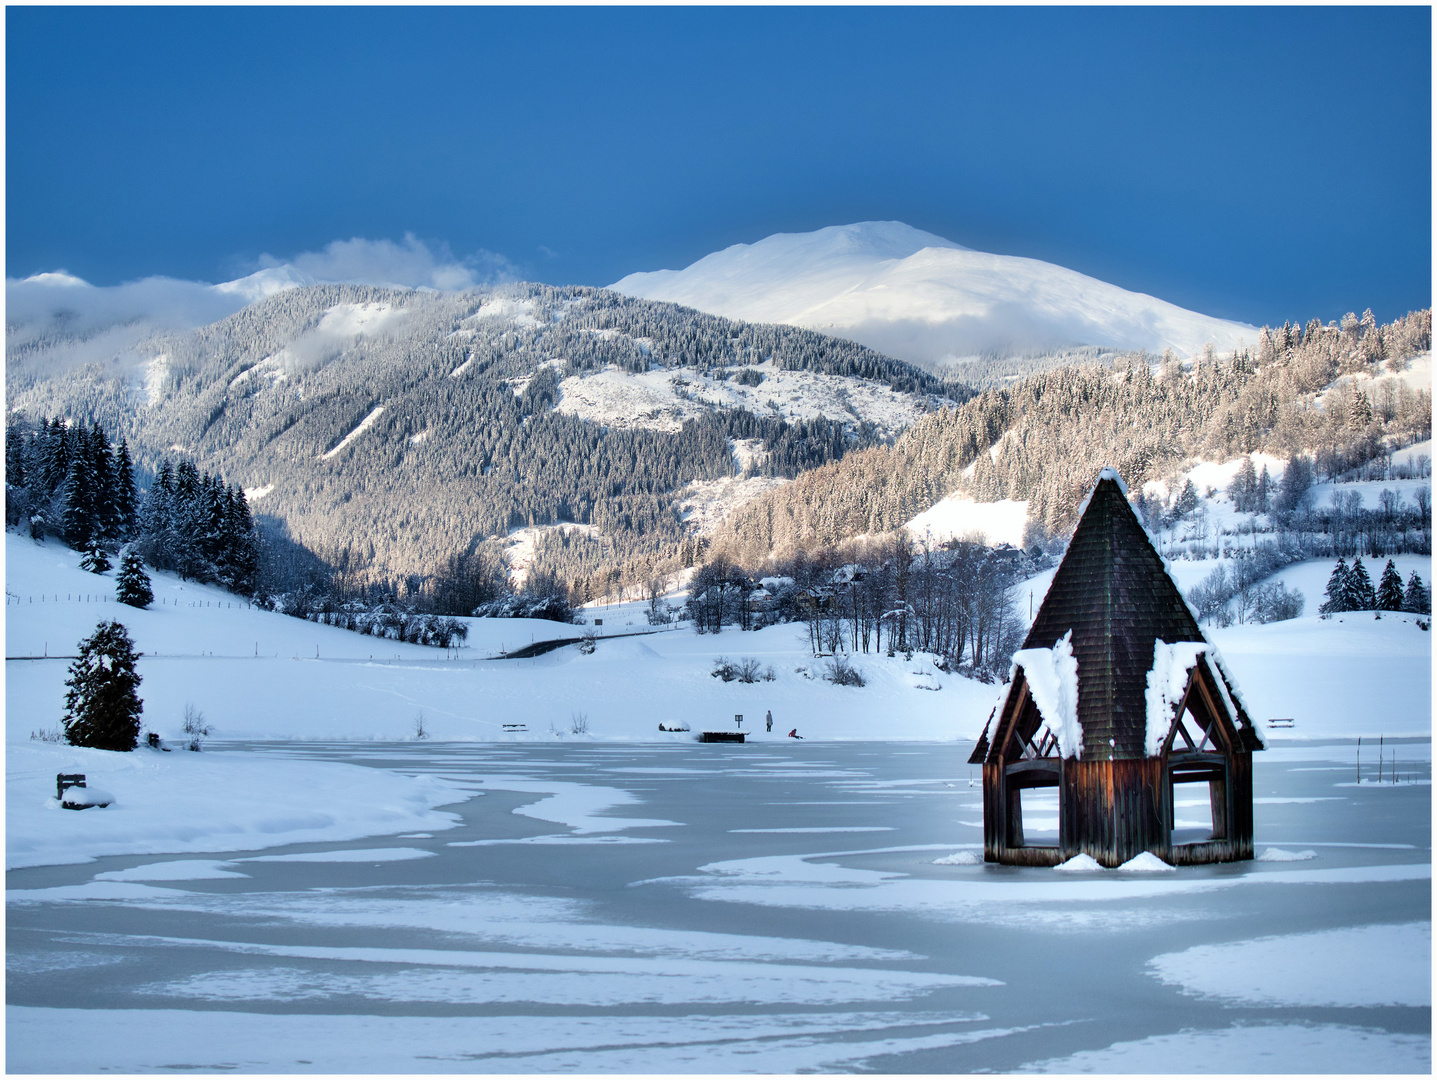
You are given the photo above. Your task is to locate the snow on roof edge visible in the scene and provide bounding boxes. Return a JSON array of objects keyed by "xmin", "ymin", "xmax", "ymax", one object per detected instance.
[{"xmin": 1010, "ymin": 629, "xmax": 1081, "ymax": 759}]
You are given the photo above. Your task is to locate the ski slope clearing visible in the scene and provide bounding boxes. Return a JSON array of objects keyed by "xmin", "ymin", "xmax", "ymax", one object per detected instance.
[{"xmin": 612, "ymin": 221, "xmax": 1257, "ymax": 365}]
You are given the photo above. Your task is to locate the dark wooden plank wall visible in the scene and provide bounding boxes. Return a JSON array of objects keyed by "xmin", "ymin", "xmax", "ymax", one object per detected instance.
[{"xmin": 983, "ymin": 753, "xmax": 1256, "ymax": 867}]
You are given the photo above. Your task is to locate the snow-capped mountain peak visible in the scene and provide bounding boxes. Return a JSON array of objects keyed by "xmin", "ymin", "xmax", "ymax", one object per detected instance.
[
  {"xmin": 213, "ymin": 264, "xmax": 318, "ymax": 303},
  {"xmin": 611, "ymin": 221, "xmax": 1258, "ymax": 365}
]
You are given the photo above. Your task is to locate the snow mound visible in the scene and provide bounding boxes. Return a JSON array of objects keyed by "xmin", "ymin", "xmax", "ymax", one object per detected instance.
[
  {"xmin": 1256, "ymin": 848, "xmax": 1318, "ymax": 862},
  {"xmin": 1054, "ymin": 853, "xmax": 1104, "ymax": 873},
  {"xmin": 932, "ymin": 849, "xmax": 983, "ymax": 866},
  {"xmin": 1116, "ymin": 851, "xmax": 1175, "ymax": 873}
]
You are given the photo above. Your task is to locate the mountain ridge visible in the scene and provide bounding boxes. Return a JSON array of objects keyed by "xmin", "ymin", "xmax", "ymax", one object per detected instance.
[{"xmin": 611, "ymin": 221, "xmax": 1258, "ymax": 365}]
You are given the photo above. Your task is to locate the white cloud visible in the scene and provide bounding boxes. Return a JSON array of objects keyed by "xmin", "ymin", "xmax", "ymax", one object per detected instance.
[
  {"xmin": 5, "ymin": 234, "xmax": 515, "ymax": 374},
  {"xmin": 258, "ymin": 233, "xmax": 514, "ymax": 292},
  {"xmin": 5, "ymin": 273, "xmax": 250, "ymax": 348}
]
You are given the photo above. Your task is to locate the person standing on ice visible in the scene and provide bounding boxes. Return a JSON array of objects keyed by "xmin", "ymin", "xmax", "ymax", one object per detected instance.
[{"xmin": 766, "ymin": 710, "xmax": 773, "ymax": 733}]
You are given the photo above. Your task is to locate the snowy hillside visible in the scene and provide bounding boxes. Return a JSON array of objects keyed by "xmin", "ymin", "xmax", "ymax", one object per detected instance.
[
  {"xmin": 554, "ymin": 359, "xmax": 928, "ymax": 438},
  {"xmin": 611, "ymin": 222, "xmax": 1258, "ymax": 365}
]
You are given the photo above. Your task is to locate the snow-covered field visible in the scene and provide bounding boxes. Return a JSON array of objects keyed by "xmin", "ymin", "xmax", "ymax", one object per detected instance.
[{"xmin": 6, "ymin": 529, "xmax": 1429, "ymax": 1072}]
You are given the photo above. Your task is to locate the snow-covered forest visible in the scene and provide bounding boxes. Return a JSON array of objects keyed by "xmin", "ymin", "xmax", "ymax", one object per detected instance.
[{"xmin": 710, "ymin": 309, "xmax": 1431, "ymax": 564}]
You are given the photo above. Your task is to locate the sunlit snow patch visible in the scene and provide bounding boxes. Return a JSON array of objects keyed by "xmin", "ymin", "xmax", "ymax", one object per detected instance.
[
  {"xmin": 95, "ymin": 860, "xmax": 250, "ymax": 882},
  {"xmin": 1148, "ymin": 922, "xmax": 1431, "ymax": 1008},
  {"xmin": 1256, "ymin": 847, "xmax": 1318, "ymax": 862},
  {"xmin": 1017, "ymin": 1022, "xmax": 1430, "ymax": 1074}
]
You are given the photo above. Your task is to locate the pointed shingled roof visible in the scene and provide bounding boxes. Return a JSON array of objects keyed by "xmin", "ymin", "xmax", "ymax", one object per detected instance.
[{"xmin": 1021, "ymin": 470, "xmax": 1210, "ymax": 760}]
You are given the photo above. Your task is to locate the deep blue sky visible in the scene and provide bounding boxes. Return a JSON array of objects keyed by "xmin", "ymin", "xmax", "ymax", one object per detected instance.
[{"xmin": 7, "ymin": 6, "xmax": 1431, "ymax": 325}]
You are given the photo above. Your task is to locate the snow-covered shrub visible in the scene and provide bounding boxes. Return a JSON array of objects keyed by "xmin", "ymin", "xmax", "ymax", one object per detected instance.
[
  {"xmin": 303, "ymin": 606, "xmax": 468, "ymax": 647},
  {"xmin": 181, "ymin": 703, "xmax": 212, "ymax": 751},
  {"xmin": 472, "ymin": 592, "xmax": 577, "ymax": 623},
  {"xmin": 570, "ymin": 712, "xmax": 589, "ymax": 734},
  {"xmin": 823, "ymin": 655, "xmax": 865, "ymax": 687},
  {"xmin": 578, "ymin": 631, "xmax": 597, "ymax": 655},
  {"xmin": 736, "ymin": 657, "xmax": 763, "ymax": 683},
  {"xmin": 711, "ymin": 657, "xmax": 737, "ymax": 681},
  {"xmin": 1253, "ymin": 582, "xmax": 1304, "ymax": 623}
]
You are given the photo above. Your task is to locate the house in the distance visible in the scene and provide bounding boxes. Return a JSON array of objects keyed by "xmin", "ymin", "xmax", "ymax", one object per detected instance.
[{"xmin": 968, "ymin": 469, "xmax": 1266, "ymax": 867}]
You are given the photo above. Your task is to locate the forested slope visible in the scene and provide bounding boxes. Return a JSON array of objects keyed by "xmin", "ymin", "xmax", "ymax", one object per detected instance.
[{"xmin": 710, "ymin": 310, "xmax": 1432, "ymax": 564}]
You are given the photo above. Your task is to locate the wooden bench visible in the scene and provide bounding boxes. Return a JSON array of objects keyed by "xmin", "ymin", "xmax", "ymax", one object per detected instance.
[
  {"xmin": 503, "ymin": 723, "xmax": 527, "ymax": 732},
  {"xmin": 699, "ymin": 731, "xmax": 745, "ymax": 743},
  {"xmin": 1268, "ymin": 718, "xmax": 1296, "ymax": 729}
]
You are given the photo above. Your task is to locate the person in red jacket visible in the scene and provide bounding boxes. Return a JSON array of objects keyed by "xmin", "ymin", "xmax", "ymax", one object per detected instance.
[{"xmin": 788, "ymin": 728, "xmax": 802, "ymax": 739}]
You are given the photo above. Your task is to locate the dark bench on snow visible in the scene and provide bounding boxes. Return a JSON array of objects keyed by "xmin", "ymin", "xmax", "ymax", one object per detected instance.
[
  {"xmin": 699, "ymin": 731, "xmax": 744, "ymax": 743},
  {"xmin": 1268, "ymin": 718, "xmax": 1296, "ymax": 729},
  {"xmin": 57, "ymin": 773, "xmax": 86, "ymax": 800},
  {"xmin": 503, "ymin": 723, "xmax": 527, "ymax": 732},
  {"xmin": 56, "ymin": 773, "xmax": 113, "ymax": 810}
]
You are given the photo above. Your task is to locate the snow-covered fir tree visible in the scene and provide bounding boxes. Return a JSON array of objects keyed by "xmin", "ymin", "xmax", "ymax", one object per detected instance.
[
  {"xmin": 1320, "ymin": 558, "xmax": 1350, "ymax": 614},
  {"xmin": 62, "ymin": 621, "xmax": 144, "ymax": 751},
  {"xmin": 1403, "ymin": 571, "xmax": 1430, "ymax": 614},
  {"xmin": 1376, "ymin": 559, "xmax": 1405, "ymax": 611},
  {"xmin": 115, "ymin": 551, "xmax": 153, "ymax": 609},
  {"xmin": 1346, "ymin": 558, "xmax": 1377, "ymax": 611},
  {"xmin": 80, "ymin": 546, "xmax": 112, "ymax": 575}
]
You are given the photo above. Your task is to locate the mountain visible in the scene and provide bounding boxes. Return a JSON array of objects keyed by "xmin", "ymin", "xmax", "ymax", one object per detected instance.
[
  {"xmin": 6, "ymin": 282, "xmax": 968, "ymax": 591},
  {"xmin": 611, "ymin": 222, "xmax": 1259, "ymax": 366}
]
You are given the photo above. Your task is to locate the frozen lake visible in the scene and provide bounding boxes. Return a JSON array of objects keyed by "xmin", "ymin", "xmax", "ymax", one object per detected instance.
[{"xmin": 8, "ymin": 739, "xmax": 1431, "ymax": 1073}]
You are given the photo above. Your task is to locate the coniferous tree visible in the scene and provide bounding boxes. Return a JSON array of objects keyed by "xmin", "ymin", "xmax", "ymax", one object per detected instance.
[
  {"xmin": 1346, "ymin": 558, "xmax": 1376, "ymax": 611},
  {"xmin": 113, "ymin": 439, "xmax": 138, "ymax": 540},
  {"xmin": 1403, "ymin": 572, "xmax": 1431, "ymax": 614},
  {"xmin": 86, "ymin": 425, "xmax": 118, "ymax": 541},
  {"xmin": 59, "ymin": 452, "xmax": 98, "ymax": 549},
  {"xmin": 1320, "ymin": 558, "xmax": 1350, "ymax": 614},
  {"xmin": 62, "ymin": 621, "xmax": 143, "ymax": 751},
  {"xmin": 116, "ymin": 551, "xmax": 154, "ymax": 608},
  {"xmin": 80, "ymin": 546, "xmax": 112, "ymax": 575},
  {"xmin": 1230, "ymin": 456, "xmax": 1257, "ymax": 512},
  {"xmin": 1376, "ymin": 559, "xmax": 1405, "ymax": 611}
]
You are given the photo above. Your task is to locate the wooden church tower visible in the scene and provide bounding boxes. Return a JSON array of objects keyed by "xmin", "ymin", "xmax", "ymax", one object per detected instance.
[{"xmin": 969, "ymin": 469, "xmax": 1265, "ymax": 867}]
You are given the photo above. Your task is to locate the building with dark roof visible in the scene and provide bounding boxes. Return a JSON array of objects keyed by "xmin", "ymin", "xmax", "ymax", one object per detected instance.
[{"xmin": 968, "ymin": 469, "xmax": 1265, "ymax": 867}]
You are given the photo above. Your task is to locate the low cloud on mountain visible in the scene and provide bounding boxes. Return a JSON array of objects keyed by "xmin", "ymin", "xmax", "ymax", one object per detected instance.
[{"xmin": 5, "ymin": 234, "xmax": 515, "ymax": 364}]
